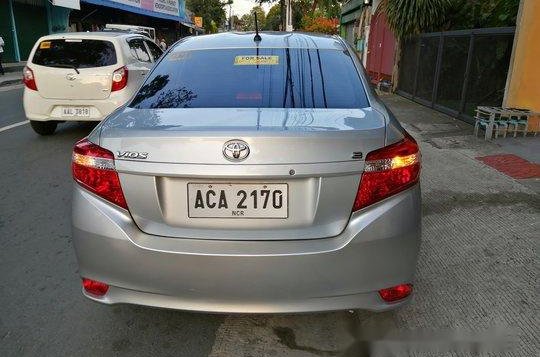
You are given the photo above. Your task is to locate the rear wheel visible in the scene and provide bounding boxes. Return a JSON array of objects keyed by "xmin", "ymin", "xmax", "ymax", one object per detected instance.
[{"xmin": 30, "ymin": 120, "xmax": 58, "ymax": 136}]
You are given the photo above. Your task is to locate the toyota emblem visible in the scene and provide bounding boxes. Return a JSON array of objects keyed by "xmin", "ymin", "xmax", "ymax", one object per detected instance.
[{"xmin": 223, "ymin": 140, "xmax": 250, "ymax": 162}]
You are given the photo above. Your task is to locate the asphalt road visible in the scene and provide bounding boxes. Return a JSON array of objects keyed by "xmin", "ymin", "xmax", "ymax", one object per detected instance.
[
  {"xmin": 0, "ymin": 87, "xmax": 224, "ymax": 356},
  {"xmin": 0, "ymin": 87, "xmax": 537, "ymax": 357}
]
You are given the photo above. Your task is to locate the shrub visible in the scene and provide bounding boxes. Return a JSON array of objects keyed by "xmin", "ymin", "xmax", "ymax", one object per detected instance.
[{"xmin": 302, "ymin": 17, "xmax": 339, "ymax": 35}]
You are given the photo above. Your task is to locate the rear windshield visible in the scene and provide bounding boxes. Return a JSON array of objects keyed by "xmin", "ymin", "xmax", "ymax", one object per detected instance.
[
  {"xmin": 32, "ymin": 39, "xmax": 117, "ymax": 68},
  {"xmin": 130, "ymin": 48, "xmax": 369, "ymax": 109}
]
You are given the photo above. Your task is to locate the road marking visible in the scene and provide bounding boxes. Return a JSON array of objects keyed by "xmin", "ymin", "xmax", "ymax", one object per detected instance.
[{"xmin": 0, "ymin": 120, "xmax": 29, "ymax": 133}]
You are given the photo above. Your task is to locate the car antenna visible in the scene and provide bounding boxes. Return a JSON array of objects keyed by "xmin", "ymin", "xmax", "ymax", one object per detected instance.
[{"xmin": 254, "ymin": 12, "xmax": 262, "ymax": 42}]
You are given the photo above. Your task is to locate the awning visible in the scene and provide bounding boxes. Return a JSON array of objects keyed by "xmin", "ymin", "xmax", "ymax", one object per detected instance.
[{"xmin": 81, "ymin": 0, "xmax": 191, "ymax": 23}]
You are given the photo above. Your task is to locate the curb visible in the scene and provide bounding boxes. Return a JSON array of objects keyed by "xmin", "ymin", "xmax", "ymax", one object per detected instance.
[{"xmin": 3, "ymin": 62, "xmax": 26, "ymax": 74}]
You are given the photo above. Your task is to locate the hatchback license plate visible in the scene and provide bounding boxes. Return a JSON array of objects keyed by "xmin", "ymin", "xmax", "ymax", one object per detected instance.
[
  {"xmin": 188, "ymin": 183, "xmax": 288, "ymax": 218},
  {"xmin": 62, "ymin": 107, "xmax": 90, "ymax": 117}
]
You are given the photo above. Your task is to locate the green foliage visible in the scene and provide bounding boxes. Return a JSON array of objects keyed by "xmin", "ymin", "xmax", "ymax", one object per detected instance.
[
  {"xmin": 293, "ymin": 0, "xmax": 313, "ymax": 29},
  {"xmin": 381, "ymin": 0, "xmax": 452, "ymax": 39},
  {"xmin": 259, "ymin": 0, "xmax": 342, "ymax": 29},
  {"xmin": 311, "ymin": 0, "xmax": 341, "ymax": 18},
  {"xmin": 381, "ymin": 0, "xmax": 520, "ymax": 39},
  {"xmin": 186, "ymin": 0, "xmax": 226, "ymax": 33},
  {"xmin": 239, "ymin": 6, "xmax": 266, "ymax": 31},
  {"xmin": 445, "ymin": 0, "xmax": 520, "ymax": 30},
  {"xmin": 264, "ymin": 4, "xmax": 282, "ymax": 30}
]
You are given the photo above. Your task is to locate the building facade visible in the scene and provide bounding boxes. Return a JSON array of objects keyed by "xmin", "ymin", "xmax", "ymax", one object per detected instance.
[
  {"xmin": 0, "ymin": 0, "xmax": 193, "ymax": 63},
  {"xmin": 340, "ymin": 0, "xmax": 397, "ymax": 85}
]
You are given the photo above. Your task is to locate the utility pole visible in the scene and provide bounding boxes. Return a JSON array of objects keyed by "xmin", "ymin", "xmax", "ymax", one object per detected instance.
[
  {"xmin": 285, "ymin": 0, "xmax": 293, "ymax": 32},
  {"xmin": 8, "ymin": 0, "xmax": 21, "ymax": 61},
  {"xmin": 226, "ymin": 0, "xmax": 233, "ymax": 31}
]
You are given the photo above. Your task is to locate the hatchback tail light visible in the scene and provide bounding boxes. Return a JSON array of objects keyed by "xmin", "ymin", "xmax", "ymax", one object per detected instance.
[
  {"xmin": 82, "ymin": 278, "xmax": 109, "ymax": 296},
  {"xmin": 23, "ymin": 66, "xmax": 37, "ymax": 91},
  {"xmin": 111, "ymin": 66, "xmax": 128, "ymax": 92},
  {"xmin": 72, "ymin": 139, "xmax": 128, "ymax": 209},
  {"xmin": 353, "ymin": 133, "xmax": 420, "ymax": 211}
]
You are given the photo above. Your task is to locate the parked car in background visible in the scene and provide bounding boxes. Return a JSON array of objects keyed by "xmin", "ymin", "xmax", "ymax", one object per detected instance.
[
  {"xmin": 23, "ymin": 32, "xmax": 163, "ymax": 135},
  {"xmin": 104, "ymin": 24, "xmax": 156, "ymax": 42},
  {"xmin": 71, "ymin": 32, "xmax": 421, "ymax": 313}
]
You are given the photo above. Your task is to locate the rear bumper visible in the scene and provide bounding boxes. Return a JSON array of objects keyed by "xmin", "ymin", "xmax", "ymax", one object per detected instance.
[
  {"xmin": 23, "ymin": 88, "xmax": 128, "ymax": 122},
  {"xmin": 72, "ymin": 184, "xmax": 421, "ymax": 313}
]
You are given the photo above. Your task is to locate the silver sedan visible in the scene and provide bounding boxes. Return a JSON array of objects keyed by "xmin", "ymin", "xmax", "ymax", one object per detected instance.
[{"xmin": 71, "ymin": 32, "xmax": 421, "ymax": 313}]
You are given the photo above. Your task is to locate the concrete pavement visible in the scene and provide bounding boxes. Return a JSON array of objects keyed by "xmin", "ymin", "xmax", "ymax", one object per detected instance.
[{"xmin": 0, "ymin": 88, "xmax": 538, "ymax": 356}]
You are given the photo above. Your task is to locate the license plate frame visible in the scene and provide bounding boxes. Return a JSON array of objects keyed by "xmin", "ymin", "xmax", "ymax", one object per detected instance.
[
  {"xmin": 187, "ymin": 183, "xmax": 289, "ymax": 219},
  {"xmin": 61, "ymin": 106, "xmax": 90, "ymax": 117}
]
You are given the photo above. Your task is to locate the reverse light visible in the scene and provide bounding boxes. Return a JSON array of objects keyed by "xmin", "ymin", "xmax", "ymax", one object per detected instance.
[
  {"xmin": 353, "ymin": 133, "xmax": 420, "ymax": 211},
  {"xmin": 379, "ymin": 284, "xmax": 413, "ymax": 302},
  {"xmin": 72, "ymin": 139, "xmax": 128, "ymax": 209},
  {"xmin": 23, "ymin": 66, "xmax": 38, "ymax": 90},
  {"xmin": 82, "ymin": 278, "xmax": 109, "ymax": 296},
  {"xmin": 111, "ymin": 66, "xmax": 128, "ymax": 92}
]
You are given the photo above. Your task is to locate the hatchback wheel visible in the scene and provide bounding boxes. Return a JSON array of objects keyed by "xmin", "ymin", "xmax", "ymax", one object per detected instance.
[{"xmin": 30, "ymin": 120, "xmax": 57, "ymax": 135}]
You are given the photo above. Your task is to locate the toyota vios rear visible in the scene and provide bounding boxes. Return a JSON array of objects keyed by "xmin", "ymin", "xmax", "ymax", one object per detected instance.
[{"xmin": 71, "ymin": 32, "xmax": 421, "ymax": 313}]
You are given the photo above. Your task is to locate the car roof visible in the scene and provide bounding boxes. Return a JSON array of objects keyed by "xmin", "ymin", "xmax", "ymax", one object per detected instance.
[
  {"xmin": 37, "ymin": 31, "xmax": 142, "ymax": 41},
  {"xmin": 173, "ymin": 32, "xmax": 347, "ymax": 51}
]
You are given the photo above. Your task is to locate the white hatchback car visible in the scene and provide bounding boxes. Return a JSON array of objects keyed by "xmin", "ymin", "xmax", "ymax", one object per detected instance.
[{"xmin": 23, "ymin": 32, "xmax": 163, "ymax": 135}]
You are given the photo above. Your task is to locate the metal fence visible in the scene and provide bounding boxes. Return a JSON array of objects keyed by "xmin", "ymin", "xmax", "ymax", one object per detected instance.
[{"xmin": 397, "ymin": 27, "xmax": 515, "ymax": 124}]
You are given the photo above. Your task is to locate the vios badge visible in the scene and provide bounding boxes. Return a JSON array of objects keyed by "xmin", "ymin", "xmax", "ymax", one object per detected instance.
[
  {"xmin": 117, "ymin": 151, "xmax": 148, "ymax": 160},
  {"xmin": 223, "ymin": 140, "xmax": 250, "ymax": 162}
]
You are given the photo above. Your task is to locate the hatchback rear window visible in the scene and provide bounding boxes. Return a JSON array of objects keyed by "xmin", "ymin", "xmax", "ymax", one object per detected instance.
[
  {"xmin": 130, "ymin": 48, "xmax": 369, "ymax": 109},
  {"xmin": 32, "ymin": 39, "xmax": 117, "ymax": 68}
]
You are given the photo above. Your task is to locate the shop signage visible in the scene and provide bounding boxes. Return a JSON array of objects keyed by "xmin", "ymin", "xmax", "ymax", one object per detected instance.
[
  {"xmin": 52, "ymin": 0, "xmax": 81, "ymax": 10},
  {"xmin": 110, "ymin": 0, "xmax": 180, "ymax": 17}
]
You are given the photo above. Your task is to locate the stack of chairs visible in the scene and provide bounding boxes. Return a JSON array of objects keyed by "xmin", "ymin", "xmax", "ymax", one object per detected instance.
[{"xmin": 474, "ymin": 106, "xmax": 537, "ymax": 139}]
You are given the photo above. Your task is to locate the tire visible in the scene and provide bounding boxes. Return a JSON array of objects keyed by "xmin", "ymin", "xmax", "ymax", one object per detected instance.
[{"xmin": 30, "ymin": 120, "xmax": 58, "ymax": 136}]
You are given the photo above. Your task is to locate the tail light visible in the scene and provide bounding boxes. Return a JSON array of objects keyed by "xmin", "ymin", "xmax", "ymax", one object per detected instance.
[
  {"xmin": 23, "ymin": 66, "xmax": 37, "ymax": 90},
  {"xmin": 72, "ymin": 139, "xmax": 128, "ymax": 209},
  {"xmin": 111, "ymin": 66, "xmax": 128, "ymax": 92},
  {"xmin": 379, "ymin": 284, "xmax": 413, "ymax": 302},
  {"xmin": 353, "ymin": 133, "xmax": 420, "ymax": 211},
  {"xmin": 82, "ymin": 278, "xmax": 109, "ymax": 296}
]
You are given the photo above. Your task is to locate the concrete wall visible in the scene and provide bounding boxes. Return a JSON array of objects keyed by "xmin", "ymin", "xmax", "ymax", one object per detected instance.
[{"xmin": 504, "ymin": 0, "xmax": 540, "ymax": 113}]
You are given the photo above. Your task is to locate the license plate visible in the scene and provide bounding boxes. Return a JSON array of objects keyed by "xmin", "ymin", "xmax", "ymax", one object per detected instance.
[
  {"xmin": 188, "ymin": 183, "xmax": 288, "ymax": 218},
  {"xmin": 61, "ymin": 107, "xmax": 90, "ymax": 117}
]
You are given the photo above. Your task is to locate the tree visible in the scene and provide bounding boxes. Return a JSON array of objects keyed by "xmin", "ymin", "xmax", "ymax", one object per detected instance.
[
  {"xmin": 445, "ymin": 0, "xmax": 520, "ymax": 30},
  {"xmin": 292, "ymin": 0, "xmax": 312, "ymax": 29},
  {"xmin": 264, "ymin": 4, "xmax": 281, "ymax": 30},
  {"xmin": 302, "ymin": 16, "xmax": 339, "ymax": 34},
  {"xmin": 380, "ymin": 0, "xmax": 452, "ymax": 40},
  {"xmin": 239, "ymin": 6, "xmax": 266, "ymax": 31},
  {"xmin": 310, "ymin": 0, "xmax": 341, "ymax": 17},
  {"xmin": 260, "ymin": 0, "xmax": 338, "ymax": 31},
  {"xmin": 186, "ymin": 0, "xmax": 226, "ymax": 33},
  {"xmin": 231, "ymin": 15, "xmax": 242, "ymax": 30}
]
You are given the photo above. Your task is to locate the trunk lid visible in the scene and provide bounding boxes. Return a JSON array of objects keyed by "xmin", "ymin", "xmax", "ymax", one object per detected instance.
[
  {"xmin": 99, "ymin": 107, "xmax": 386, "ymax": 240},
  {"xmin": 34, "ymin": 65, "xmax": 114, "ymax": 100}
]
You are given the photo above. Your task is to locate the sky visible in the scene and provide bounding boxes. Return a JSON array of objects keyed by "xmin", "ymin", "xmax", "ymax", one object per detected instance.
[{"xmin": 230, "ymin": 0, "xmax": 272, "ymax": 17}]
